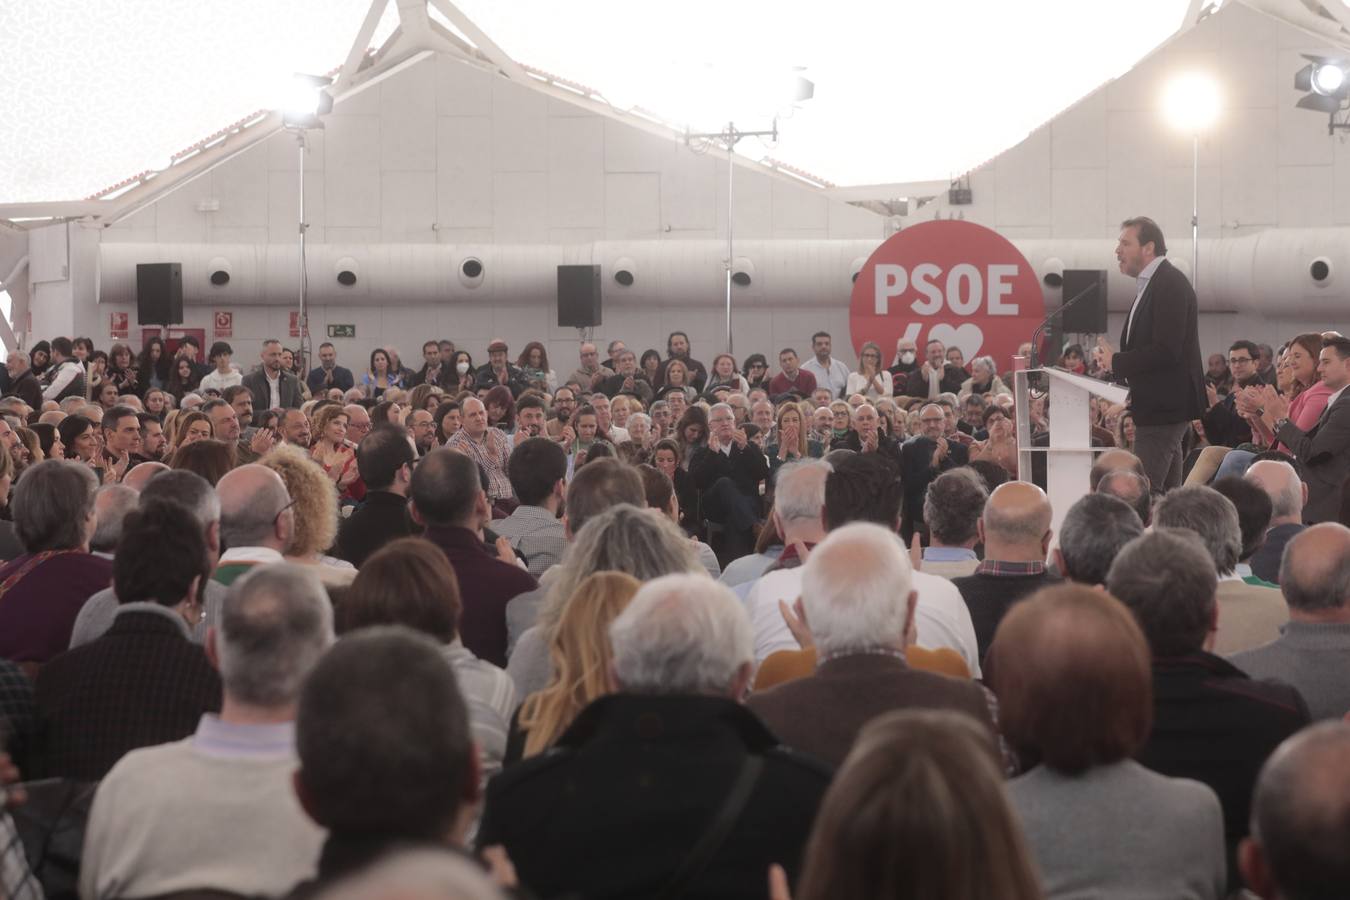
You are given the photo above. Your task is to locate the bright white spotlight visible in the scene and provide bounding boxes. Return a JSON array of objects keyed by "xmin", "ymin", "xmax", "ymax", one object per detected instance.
[
  {"xmin": 1312, "ymin": 62, "xmax": 1346, "ymax": 96},
  {"xmin": 280, "ymin": 73, "xmax": 333, "ymax": 127},
  {"xmin": 1162, "ymin": 72, "xmax": 1221, "ymax": 133}
]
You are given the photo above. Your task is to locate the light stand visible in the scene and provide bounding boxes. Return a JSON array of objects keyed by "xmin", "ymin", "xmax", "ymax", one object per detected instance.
[
  {"xmin": 685, "ymin": 121, "xmax": 779, "ymax": 355},
  {"xmin": 282, "ymin": 73, "xmax": 333, "ymax": 374}
]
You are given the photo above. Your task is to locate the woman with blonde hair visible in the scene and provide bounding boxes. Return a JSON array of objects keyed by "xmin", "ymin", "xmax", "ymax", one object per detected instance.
[
  {"xmin": 512, "ymin": 572, "xmax": 641, "ymax": 761},
  {"xmin": 844, "ymin": 341, "xmax": 893, "ymax": 400},
  {"xmin": 766, "ymin": 402, "xmax": 824, "ymax": 475},
  {"xmin": 260, "ymin": 443, "xmax": 356, "ymax": 586}
]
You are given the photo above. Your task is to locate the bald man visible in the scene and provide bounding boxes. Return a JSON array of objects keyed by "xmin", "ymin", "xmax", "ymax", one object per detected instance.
[
  {"xmin": 279, "ymin": 409, "xmax": 311, "ymax": 448},
  {"xmin": 1244, "ymin": 460, "xmax": 1307, "ymax": 585},
  {"xmin": 121, "ymin": 461, "xmax": 169, "ymax": 493},
  {"xmin": 1231, "ymin": 524, "xmax": 1350, "ymax": 720},
  {"xmin": 214, "ymin": 465, "xmax": 294, "ymax": 586},
  {"xmin": 343, "ymin": 403, "xmax": 372, "ymax": 446},
  {"xmin": 952, "ymin": 481, "xmax": 1060, "ymax": 659},
  {"xmin": 1239, "ymin": 722, "xmax": 1350, "ymax": 898}
]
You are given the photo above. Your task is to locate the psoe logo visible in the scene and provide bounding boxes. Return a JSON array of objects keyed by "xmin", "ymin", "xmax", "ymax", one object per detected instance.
[{"xmin": 849, "ymin": 219, "xmax": 1045, "ymax": 371}]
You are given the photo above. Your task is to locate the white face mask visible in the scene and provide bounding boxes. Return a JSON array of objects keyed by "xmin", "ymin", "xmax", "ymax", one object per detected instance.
[
  {"xmin": 899, "ymin": 351, "xmax": 916, "ymax": 365},
  {"xmin": 456, "ymin": 361, "xmax": 470, "ymax": 375}
]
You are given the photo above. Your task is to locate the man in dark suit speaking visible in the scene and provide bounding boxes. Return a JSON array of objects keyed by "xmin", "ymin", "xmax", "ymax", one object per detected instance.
[{"xmin": 1096, "ymin": 217, "xmax": 1206, "ymax": 492}]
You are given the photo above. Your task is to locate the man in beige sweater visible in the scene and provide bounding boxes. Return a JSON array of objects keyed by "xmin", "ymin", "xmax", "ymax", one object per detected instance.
[{"xmin": 79, "ymin": 565, "xmax": 333, "ymax": 900}]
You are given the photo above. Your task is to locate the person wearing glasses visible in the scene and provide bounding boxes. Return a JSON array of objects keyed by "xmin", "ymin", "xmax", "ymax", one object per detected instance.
[{"xmin": 1200, "ymin": 340, "xmax": 1264, "ymax": 450}]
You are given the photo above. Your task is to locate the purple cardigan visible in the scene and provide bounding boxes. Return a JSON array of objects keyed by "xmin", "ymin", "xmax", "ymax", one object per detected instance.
[{"xmin": 0, "ymin": 551, "xmax": 113, "ymax": 665}]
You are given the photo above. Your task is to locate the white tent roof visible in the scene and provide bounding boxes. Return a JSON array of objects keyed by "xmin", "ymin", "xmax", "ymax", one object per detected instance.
[{"xmin": 3, "ymin": 0, "xmax": 1348, "ymax": 211}]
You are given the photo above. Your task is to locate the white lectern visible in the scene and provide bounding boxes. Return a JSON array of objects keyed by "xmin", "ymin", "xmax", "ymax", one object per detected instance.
[{"xmin": 1012, "ymin": 366, "xmax": 1128, "ymax": 537}]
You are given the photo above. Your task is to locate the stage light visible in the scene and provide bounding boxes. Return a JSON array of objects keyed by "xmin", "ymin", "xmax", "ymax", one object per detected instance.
[
  {"xmin": 281, "ymin": 73, "xmax": 333, "ymax": 129},
  {"xmin": 1312, "ymin": 62, "xmax": 1346, "ymax": 96},
  {"xmin": 1162, "ymin": 72, "xmax": 1221, "ymax": 134}
]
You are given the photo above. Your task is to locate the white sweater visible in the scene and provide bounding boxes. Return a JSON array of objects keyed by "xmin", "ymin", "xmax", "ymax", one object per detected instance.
[{"xmin": 80, "ymin": 720, "xmax": 325, "ymax": 900}]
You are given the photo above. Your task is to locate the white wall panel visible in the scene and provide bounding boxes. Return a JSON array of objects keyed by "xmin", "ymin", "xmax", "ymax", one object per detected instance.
[
  {"xmin": 661, "ymin": 149, "xmax": 718, "ymax": 233},
  {"xmin": 1051, "ymin": 93, "xmax": 1108, "ymax": 170},
  {"xmin": 1277, "ymin": 165, "xmax": 1336, "ymax": 227},
  {"xmin": 995, "ymin": 128, "xmax": 1052, "ymax": 228},
  {"xmin": 770, "ymin": 179, "xmax": 828, "ymax": 233},
  {"xmin": 1051, "ymin": 168, "xmax": 1107, "ymax": 235},
  {"xmin": 437, "ymin": 117, "xmax": 494, "ymax": 228},
  {"xmin": 491, "ymin": 79, "xmax": 548, "ymax": 173},
  {"xmin": 381, "ymin": 171, "xmax": 438, "ymax": 241},
  {"xmin": 325, "ymin": 168, "xmax": 382, "ymax": 227},
  {"xmin": 322, "ymin": 115, "xmax": 381, "ymax": 172},
  {"xmin": 604, "ymin": 173, "xmax": 661, "ymax": 239},
  {"xmin": 436, "ymin": 55, "xmax": 494, "ymax": 117},
  {"xmin": 604, "ymin": 118, "xmax": 673, "ymax": 172},
  {"xmin": 210, "ymin": 150, "xmax": 269, "ymax": 229},
  {"xmin": 493, "ymin": 173, "xmax": 549, "ymax": 242},
  {"xmin": 379, "ymin": 64, "xmax": 439, "ymax": 172}
]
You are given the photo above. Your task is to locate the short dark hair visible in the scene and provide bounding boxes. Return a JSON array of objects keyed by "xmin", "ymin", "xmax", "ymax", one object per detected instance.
[
  {"xmin": 565, "ymin": 458, "xmax": 646, "ymax": 533},
  {"xmin": 102, "ymin": 405, "xmax": 138, "ymax": 432},
  {"xmin": 356, "ymin": 425, "xmax": 415, "ymax": 491},
  {"xmin": 1322, "ymin": 334, "xmax": 1350, "ymax": 360},
  {"xmin": 508, "ymin": 437, "xmax": 567, "ymax": 506},
  {"xmin": 1212, "ymin": 476, "xmax": 1273, "ymax": 562},
  {"xmin": 637, "ymin": 464, "xmax": 674, "ymax": 512},
  {"xmin": 1058, "ymin": 493, "xmax": 1144, "ymax": 585},
  {"xmin": 515, "ymin": 392, "xmax": 546, "ymax": 416},
  {"xmin": 410, "ymin": 449, "xmax": 481, "ymax": 527},
  {"xmin": 222, "ymin": 384, "xmax": 252, "ymax": 405},
  {"xmin": 923, "ymin": 470, "xmax": 986, "ymax": 545},
  {"xmin": 1121, "ymin": 216, "xmax": 1167, "ymax": 256},
  {"xmin": 319, "ymin": 342, "xmax": 334, "ymax": 351},
  {"xmin": 13, "ymin": 459, "xmax": 97, "ymax": 552},
  {"xmin": 990, "ymin": 585, "xmax": 1152, "ymax": 774},
  {"xmin": 50, "ymin": 336, "xmax": 74, "ymax": 357},
  {"xmin": 778, "ymin": 348, "xmax": 798, "ymax": 360},
  {"xmin": 114, "ymin": 498, "xmax": 211, "ymax": 607},
  {"xmin": 811, "ymin": 331, "xmax": 831, "ymax": 344},
  {"xmin": 824, "ymin": 453, "xmax": 904, "ymax": 531},
  {"xmin": 1228, "ymin": 340, "xmax": 1259, "ymax": 360},
  {"xmin": 208, "ymin": 341, "xmax": 233, "ymax": 361},
  {"xmin": 340, "ymin": 538, "xmax": 461, "ymax": 643},
  {"xmin": 1106, "ymin": 528, "xmax": 1217, "ymax": 656},
  {"xmin": 136, "ymin": 412, "xmax": 160, "ymax": 434},
  {"xmin": 296, "ymin": 626, "xmax": 474, "ymax": 840},
  {"xmin": 180, "ymin": 335, "xmax": 201, "ymax": 349}
]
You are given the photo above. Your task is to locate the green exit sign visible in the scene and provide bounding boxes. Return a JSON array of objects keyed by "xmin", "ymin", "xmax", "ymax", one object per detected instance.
[{"xmin": 327, "ymin": 324, "xmax": 356, "ymax": 339}]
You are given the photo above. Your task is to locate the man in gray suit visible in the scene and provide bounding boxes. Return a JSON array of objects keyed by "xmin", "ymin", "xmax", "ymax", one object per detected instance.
[
  {"xmin": 1259, "ymin": 334, "xmax": 1350, "ymax": 524},
  {"xmin": 1231, "ymin": 523, "xmax": 1350, "ymax": 721}
]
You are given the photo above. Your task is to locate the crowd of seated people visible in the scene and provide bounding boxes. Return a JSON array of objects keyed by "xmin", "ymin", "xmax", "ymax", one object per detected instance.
[{"xmin": 0, "ymin": 325, "xmax": 1348, "ymax": 900}]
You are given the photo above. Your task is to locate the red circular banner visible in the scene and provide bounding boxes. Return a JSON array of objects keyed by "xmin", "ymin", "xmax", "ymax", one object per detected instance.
[{"xmin": 849, "ymin": 220, "xmax": 1045, "ymax": 372}]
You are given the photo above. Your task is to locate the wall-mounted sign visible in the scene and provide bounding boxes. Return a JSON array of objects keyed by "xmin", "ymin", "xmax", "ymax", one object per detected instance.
[
  {"xmin": 849, "ymin": 219, "xmax": 1046, "ymax": 371},
  {"xmin": 214, "ymin": 311, "xmax": 233, "ymax": 338},
  {"xmin": 109, "ymin": 311, "xmax": 128, "ymax": 339},
  {"xmin": 289, "ymin": 311, "xmax": 301, "ymax": 339},
  {"xmin": 327, "ymin": 324, "xmax": 356, "ymax": 339}
]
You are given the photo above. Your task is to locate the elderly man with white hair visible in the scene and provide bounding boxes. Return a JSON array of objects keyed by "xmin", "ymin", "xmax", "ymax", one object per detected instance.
[
  {"xmin": 721, "ymin": 459, "xmax": 829, "ymax": 590},
  {"xmin": 1243, "ymin": 459, "xmax": 1307, "ymax": 585},
  {"xmin": 747, "ymin": 523, "xmax": 995, "ymax": 767},
  {"xmin": 479, "ymin": 573, "xmax": 830, "ymax": 900},
  {"xmin": 80, "ymin": 564, "xmax": 332, "ymax": 900}
]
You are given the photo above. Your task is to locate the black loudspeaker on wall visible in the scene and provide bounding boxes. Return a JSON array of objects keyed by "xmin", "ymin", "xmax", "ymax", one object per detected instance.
[
  {"xmin": 136, "ymin": 263, "xmax": 183, "ymax": 326},
  {"xmin": 1059, "ymin": 269, "xmax": 1108, "ymax": 334},
  {"xmin": 557, "ymin": 265, "xmax": 602, "ymax": 328}
]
